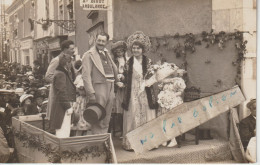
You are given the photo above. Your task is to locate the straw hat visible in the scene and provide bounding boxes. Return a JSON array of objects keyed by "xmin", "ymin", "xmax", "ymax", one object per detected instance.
[
  {"xmin": 20, "ymin": 94, "xmax": 33, "ymax": 104},
  {"xmin": 38, "ymin": 87, "xmax": 47, "ymax": 90}
]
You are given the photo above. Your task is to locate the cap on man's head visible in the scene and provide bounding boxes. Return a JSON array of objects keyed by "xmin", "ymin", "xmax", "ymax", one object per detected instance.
[{"xmin": 61, "ymin": 40, "xmax": 74, "ymax": 51}]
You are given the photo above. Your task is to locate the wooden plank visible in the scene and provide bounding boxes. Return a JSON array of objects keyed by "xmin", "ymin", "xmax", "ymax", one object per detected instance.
[
  {"xmin": 18, "ymin": 114, "xmax": 45, "ymax": 122},
  {"xmin": 126, "ymin": 86, "xmax": 245, "ymax": 154}
]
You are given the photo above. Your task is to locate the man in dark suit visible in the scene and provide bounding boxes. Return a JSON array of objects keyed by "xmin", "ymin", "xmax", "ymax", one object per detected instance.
[
  {"xmin": 45, "ymin": 40, "xmax": 75, "ymax": 120},
  {"xmin": 49, "ymin": 54, "xmax": 76, "ymax": 137},
  {"xmin": 239, "ymin": 99, "xmax": 256, "ymax": 150}
]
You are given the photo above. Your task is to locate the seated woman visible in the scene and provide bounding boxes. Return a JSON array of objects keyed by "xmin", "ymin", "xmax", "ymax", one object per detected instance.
[{"xmin": 15, "ymin": 94, "xmax": 38, "ymax": 116}]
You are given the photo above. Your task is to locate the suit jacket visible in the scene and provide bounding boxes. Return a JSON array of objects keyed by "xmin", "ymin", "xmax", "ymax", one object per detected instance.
[
  {"xmin": 45, "ymin": 53, "xmax": 74, "ymax": 119},
  {"xmin": 239, "ymin": 114, "xmax": 256, "ymax": 150},
  {"xmin": 49, "ymin": 66, "xmax": 76, "ymax": 130},
  {"xmin": 82, "ymin": 46, "xmax": 118, "ymax": 96}
]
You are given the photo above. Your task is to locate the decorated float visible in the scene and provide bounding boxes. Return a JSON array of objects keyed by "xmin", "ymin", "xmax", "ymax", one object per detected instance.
[{"xmin": 12, "ymin": 115, "xmax": 117, "ymax": 163}]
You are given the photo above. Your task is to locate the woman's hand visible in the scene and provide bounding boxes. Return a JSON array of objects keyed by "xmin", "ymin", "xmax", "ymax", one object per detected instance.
[{"xmin": 66, "ymin": 108, "xmax": 73, "ymax": 115}]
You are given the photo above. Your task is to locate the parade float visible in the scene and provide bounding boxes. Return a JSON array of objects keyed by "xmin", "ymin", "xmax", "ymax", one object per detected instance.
[
  {"xmin": 12, "ymin": 115, "xmax": 117, "ymax": 163},
  {"xmin": 125, "ymin": 62, "xmax": 245, "ymax": 154}
]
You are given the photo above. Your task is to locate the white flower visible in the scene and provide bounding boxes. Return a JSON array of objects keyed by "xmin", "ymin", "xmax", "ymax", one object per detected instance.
[{"xmin": 153, "ymin": 64, "xmax": 160, "ymax": 70}]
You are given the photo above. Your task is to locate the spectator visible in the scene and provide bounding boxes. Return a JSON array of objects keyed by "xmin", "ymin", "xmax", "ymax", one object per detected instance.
[
  {"xmin": 17, "ymin": 94, "xmax": 38, "ymax": 116},
  {"xmin": 245, "ymin": 129, "xmax": 256, "ymax": 163},
  {"xmin": 239, "ymin": 99, "xmax": 256, "ymax": 150},
  {"xmin": 0, "ymin": 127, "xmax": 12, "ymax": 163}
]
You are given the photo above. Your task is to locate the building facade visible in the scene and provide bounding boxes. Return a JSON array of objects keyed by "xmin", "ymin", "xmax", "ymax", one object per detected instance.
[
  {"xmin": 5, "ymin": 0, "xmax": 256, "ymax": 120},
  {"xmin": 6, "ymin": 0, "xmax": 35, "ymax": 66}
]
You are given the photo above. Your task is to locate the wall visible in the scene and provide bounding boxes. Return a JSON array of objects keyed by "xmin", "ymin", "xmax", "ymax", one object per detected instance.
[
  {"xmin": 212, "ymin": 0, "xmax": 256, "ymax": 120},
  {"xmin": 113, "ymin": 0, "xmax": 212, "ymax": 40},
  {"xmin": 74, "ymin": 0, "xmax": 108, "ymax": 56}
]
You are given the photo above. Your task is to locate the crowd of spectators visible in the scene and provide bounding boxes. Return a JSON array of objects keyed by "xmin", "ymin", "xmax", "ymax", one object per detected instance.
[{"xmin": 0, "ymin": 60, "xmax": 48, "ymax": 162}]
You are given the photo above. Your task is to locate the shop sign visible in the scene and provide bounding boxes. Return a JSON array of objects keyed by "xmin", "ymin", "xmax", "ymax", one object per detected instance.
[
  {"xmin": 48, "ymin": 41, "xmax": 60, "ymax": 50},
  {"xmin": 80, "ymin": 0, "xmax": 108, "ymax": 10},
  {"xmin": 21, "ymin": 40, "xmax": 33, "ymax": 50}
]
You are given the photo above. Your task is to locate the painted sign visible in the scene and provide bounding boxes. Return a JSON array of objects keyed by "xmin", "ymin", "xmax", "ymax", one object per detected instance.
[
  {"xmin": 126, "ymin": 86, "xmax": 245, "ymax": 154},
  {"xmin": 80, "ymin": 0, "xmax": 108, "ymax": 10}
]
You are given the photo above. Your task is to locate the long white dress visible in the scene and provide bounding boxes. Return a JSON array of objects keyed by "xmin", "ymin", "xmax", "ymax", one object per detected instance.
[{"xmin": 122, "ymin": 57, "xmax": 156, "ymax": 150}]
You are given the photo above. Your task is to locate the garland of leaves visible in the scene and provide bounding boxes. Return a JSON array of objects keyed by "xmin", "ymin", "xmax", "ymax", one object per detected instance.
[
  {"xmin": 13, "ymin": 129, "xmax": 112, "ymax": 163},
  {"xmin": 146, "ymin": 30, "xmax": 248, "ymax": 87}
]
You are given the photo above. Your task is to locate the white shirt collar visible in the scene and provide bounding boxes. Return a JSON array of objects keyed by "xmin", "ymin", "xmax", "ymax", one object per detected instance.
[{"xmin": 98, "ymin": 48, "xmax": 108, "ymax": 54}]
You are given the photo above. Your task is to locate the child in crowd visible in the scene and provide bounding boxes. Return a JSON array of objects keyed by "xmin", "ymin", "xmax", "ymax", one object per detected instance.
[
  {"xmin": 71, "ymin": 60, "xmax": 91, "ymax": 136},
  {"xmin": 110, "ymin": 41, "xmax": 129, "ymax": 137}
]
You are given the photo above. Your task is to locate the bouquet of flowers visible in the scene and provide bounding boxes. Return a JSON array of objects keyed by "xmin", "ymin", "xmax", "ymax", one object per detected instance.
[
  {"xmin": 144, "ymin": 62, "xmax": 187, "ymax": 110},
  {"xmin": 144, "ymin": 62, "xmax": 179, "ymax": 87},
  {"xmin": 157, "ymin": 77, "xmax": 186, "ymax": 110}
]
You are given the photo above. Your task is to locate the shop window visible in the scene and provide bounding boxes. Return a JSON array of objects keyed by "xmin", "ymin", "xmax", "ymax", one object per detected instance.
[
  {"xmin": 28, "ymin": 18, "xmax": 34, "ymax": 31},
  {"xmin": 67, "ymin": 0, "xmax": 73, "ymax": 20},
  {"xmin": 25, "ymin": 56, "xmax": 30, "ymax": 65},
  {"xmin": 13, "ymin": 29, "xmax": 18, "ymax": 38},
  {"xmin": 59, "ymin": 5, "xmax": 63, "ymax": 16}
]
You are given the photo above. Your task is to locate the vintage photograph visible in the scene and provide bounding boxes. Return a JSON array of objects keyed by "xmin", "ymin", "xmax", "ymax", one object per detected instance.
[{"xmin": 0, "ymin": 0, "xmax": 257, "ymax": 163}]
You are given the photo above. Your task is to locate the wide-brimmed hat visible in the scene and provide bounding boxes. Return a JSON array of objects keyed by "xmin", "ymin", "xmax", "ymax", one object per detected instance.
[
  {"xmin": 247, "ymin": 99, "xmax": 256, "ymax": 110},
  {"xmin": 83, "ymin": 103, "xmax": 106, "ymax": 125},
  {"xmin": 111, "ymin": 41, "xmax": 127, "ymax": 54},
  {"xmin": 20, "ymin": 94, "xmax": 33, "ymax": 104},
  {"xmin": 38, "ymin": 87, "xmax": 47, "ymax": 91},
  {"xmin": 127, "ymin": 31, "xmax": 151, "ymax": 53}
]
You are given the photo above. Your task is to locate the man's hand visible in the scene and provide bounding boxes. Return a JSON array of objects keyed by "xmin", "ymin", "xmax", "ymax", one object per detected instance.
[
  {"xmin": 89, "ymin": 93, "xmax": 96, "ymax": 103},
  {"xmin": 116, "ymin": 82, "xmax": 125, "ymax": 88},
  {"xmin": 117, "ymin": 74, "xmax": 125, "ymax": 81},
  {"xmin": 66, "ymin": 108, "xmax": 73, "ymax": 115}
]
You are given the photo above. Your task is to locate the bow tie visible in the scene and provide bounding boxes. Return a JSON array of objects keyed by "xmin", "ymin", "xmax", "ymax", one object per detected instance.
[{"xmin": 99, "ymin": 50, "xmax": 105, "ymax": 55}]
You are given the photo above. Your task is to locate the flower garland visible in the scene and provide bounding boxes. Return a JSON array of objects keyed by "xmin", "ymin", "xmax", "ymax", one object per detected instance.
[{"xmin": 13, "ymin": 129, "xmax": 111, "ymax": 163}]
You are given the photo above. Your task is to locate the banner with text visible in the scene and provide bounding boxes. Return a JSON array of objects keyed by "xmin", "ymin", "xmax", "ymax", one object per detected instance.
[
  {"xmin": 126, "ymin": 86, "xmax": 245, "ymax": 154},
  {"xmin": 80, "ymin": 0, "xmax": 108, "ymax": 10}
]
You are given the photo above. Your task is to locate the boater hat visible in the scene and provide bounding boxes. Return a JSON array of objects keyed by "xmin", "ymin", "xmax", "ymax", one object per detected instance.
[{"xmin": 83, "ymin": 103, "xmax": 106, "ymax": 125}]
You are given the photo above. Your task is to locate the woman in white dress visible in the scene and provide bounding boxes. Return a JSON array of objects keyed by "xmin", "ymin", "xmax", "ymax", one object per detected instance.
[{"xmin": 121, "ymin": 31, "xmax": 158, "ymax": 151}]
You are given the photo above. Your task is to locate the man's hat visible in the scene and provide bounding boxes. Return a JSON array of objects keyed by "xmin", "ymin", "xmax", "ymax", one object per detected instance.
[
  {"xmin": 83, "ymin": 103, "xmax": 106, "ymax": 125},
  {"xmin": 246, "ymin": 99, "xmax": 256, "ymax": 110}
]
